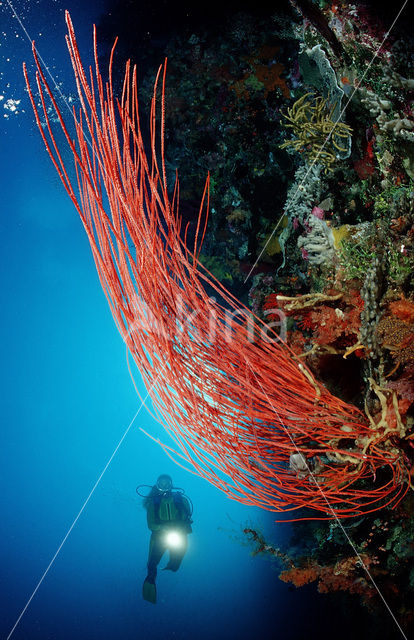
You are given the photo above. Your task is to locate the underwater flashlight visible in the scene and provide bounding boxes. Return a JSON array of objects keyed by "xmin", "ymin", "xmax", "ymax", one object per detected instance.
[{"xmin": 165, "ymin": 530, "xmax": 183, "ymax": 548}]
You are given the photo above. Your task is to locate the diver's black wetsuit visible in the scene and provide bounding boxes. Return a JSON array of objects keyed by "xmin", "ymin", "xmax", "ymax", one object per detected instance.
[{"xmin": 145, "ymin": 489, "xmax": 192, "ymax": 583}]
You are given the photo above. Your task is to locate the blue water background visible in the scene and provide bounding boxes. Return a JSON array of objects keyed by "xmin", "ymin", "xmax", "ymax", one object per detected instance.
[{"xmin": 0, "ymin": 1, "xmax": 384, "ymax": 639}]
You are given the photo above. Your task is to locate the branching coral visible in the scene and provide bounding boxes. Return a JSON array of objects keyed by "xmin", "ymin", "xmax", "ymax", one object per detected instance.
[
  {"xmin": 297, "ymin": 215, "xmax": 335, "ymax": 264},
  {"xmin": 280, "ymin": 92, "xmax": 352, "ymax": 172},
  {"xmin": 359, "ymin": 86, "xmax": 414, "ymax": 142}
]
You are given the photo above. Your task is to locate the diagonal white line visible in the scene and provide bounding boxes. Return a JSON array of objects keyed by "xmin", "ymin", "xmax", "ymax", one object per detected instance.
[{"xmin": 243, "ymin": 0, "xmax": 409, "ymax": 283}]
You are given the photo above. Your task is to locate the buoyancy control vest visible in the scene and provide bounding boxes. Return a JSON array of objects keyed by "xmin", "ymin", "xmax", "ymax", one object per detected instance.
[{"xmin": 147, "ymin": 491, "xmax": 192, "ymax": 533}]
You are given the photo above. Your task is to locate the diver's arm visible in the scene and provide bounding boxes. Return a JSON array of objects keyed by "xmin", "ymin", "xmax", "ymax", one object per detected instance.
[
  {"xmin": 182, "ymin": 497, "xmax": 192, "ymax": 519},
  {"xmin": 181, "ymin": 497, "xmax": 193, "ymax": 533}
]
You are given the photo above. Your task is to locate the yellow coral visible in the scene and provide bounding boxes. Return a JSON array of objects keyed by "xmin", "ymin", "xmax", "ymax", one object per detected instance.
[
  {"xmin": 330, "ymin": 224, "xmax": 351, "ymax": 249},
  {"xmin": 280, "ymin": 92, "xmax": 352, "ymax": 172}
]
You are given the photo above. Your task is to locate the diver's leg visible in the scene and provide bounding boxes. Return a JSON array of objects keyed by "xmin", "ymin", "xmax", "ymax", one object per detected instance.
[
  {"xmin": 164, "ymin": 535, "xmax": 188, "ymax": 571},
  {"xmin": 143, "ymin": 532, "xmax": 166, "ymax": 604},
  {"xmin": 146, "ymin": 531, "xmax": 165, "ymax": 582}
]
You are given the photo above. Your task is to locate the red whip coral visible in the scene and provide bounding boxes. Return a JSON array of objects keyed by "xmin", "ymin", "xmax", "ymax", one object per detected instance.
[{"xmin": 23, "ymin": 13, "xmax": 409, "ymax": 519}]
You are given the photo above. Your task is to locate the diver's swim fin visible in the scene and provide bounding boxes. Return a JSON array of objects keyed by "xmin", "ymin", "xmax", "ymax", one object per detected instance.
[{"xmin": 142, "ymin": 579, "xmax": 157, "ymax": 604}]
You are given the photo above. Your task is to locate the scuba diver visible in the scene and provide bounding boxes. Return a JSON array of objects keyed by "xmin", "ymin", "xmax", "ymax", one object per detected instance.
[{"xmin": 139, "ymin": 474, "xmax": 193, "ymax": 604}]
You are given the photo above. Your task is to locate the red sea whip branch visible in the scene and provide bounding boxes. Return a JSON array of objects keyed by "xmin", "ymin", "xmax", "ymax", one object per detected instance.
[{"xmin": 23, "ymin": 11, "xmax": 408, "ymax": 520}]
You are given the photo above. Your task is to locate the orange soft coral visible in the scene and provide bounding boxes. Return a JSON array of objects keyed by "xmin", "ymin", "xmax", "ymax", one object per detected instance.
[
  {"xmin": 280, "ymin": 554, "xmax": 376, "ymax": 605},
  {"xmin": 310, "ymin": 292, "xmax": 363, "ymax": 347},
  {"xmin": 389, "ymin": 296, "xmax": 414, "ymax": 324},
  {"xmin": 279, "ymin": 564, "xmax": 319, "ymax": 587}
]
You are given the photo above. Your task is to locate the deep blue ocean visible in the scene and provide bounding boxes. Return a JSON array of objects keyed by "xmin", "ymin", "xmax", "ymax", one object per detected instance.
[{"xmin": 0, "ymin": 1, "xmax": 401, "ymax": 639}]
